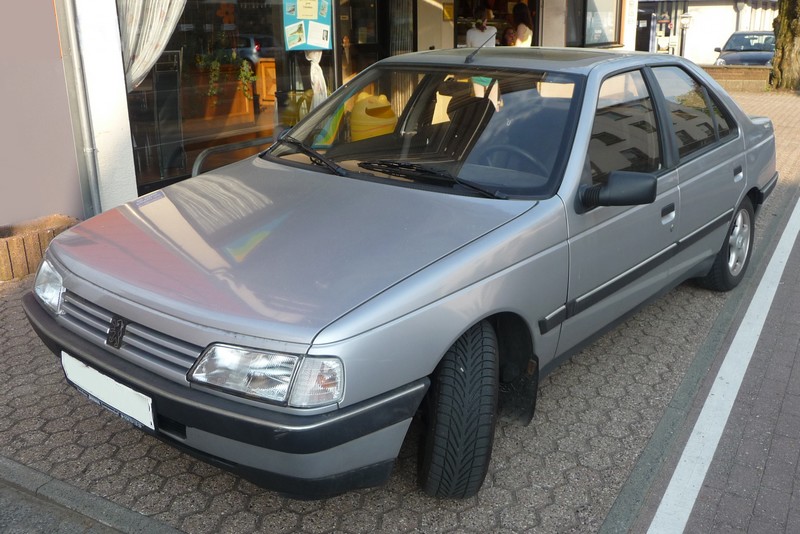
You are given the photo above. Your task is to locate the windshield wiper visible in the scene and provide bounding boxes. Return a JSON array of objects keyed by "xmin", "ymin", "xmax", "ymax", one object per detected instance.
[
  {"xmin": 273, "ymin": 135, "xmax": 348, "ymax": 176},
  {"xmin": 358, "ymin": 160, "xmax": 507, "ymax": 199}
]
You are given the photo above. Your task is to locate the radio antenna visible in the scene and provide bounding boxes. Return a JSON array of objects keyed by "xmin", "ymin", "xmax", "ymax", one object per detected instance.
[{"xmin": 465, "ymin": 34, "xmax": 494, "ymax": 64}]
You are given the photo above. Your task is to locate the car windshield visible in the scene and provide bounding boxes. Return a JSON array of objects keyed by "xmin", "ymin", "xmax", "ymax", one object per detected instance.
[
  {"xmin": 264, "ymin": 64, "xmax": 583, "ymax": 198},
  {"xmin": 723, "ymin": 33, "xmax": 775, "ymax": 52}
]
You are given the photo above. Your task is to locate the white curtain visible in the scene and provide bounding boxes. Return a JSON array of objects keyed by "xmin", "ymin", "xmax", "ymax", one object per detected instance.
[
  {"xmin": 305, "ymin": 50, "xmax": 327, "ymax": 109},
  {"xmin": 117, "ymin": 0, "xmax": 187, "ymax": 92}
]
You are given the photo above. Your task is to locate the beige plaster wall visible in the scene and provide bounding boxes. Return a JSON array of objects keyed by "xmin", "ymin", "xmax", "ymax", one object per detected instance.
[{"xmin": 0, "ymin": 2, "xmax": 84, "ymax": 226}]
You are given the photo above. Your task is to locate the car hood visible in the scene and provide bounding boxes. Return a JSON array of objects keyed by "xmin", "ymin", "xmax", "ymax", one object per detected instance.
[
  {"xmin": 50, "ymin": 157, "xmax": 532, "ymax": 344},
  {"xmin": 718, "ymin": 50, "xmax": 773, "ymax": 65}
]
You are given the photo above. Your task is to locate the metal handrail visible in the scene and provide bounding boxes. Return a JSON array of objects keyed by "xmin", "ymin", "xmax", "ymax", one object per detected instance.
[{"xmin": 191, "ymin": 136, "xmax": 275, "ymax": 176}]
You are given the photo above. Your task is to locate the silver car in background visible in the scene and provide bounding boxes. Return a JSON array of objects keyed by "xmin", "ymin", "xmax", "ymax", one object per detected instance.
[{"xmin": 24, "ymin": 48, "xmax": 778, "ymax": 499}]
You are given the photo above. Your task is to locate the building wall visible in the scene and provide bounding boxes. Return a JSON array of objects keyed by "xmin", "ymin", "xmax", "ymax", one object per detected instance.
[
  {"xmin": 417, "ymin": 0, "xmax": 454, "ymax": 51},
  {"xmin": 71, "ymin": 0, "xmax": 138, "ymax": 213},
  {"xmin": 623, "ymin": 0, "xmax": 639, "ymax": 50},
  {"xmin": 0, "ymin": 2, "xmax": 84, "ymax": 226},
  {"xmin": 684, "ymin": 5, "xmax": 739, "ymax": 65},
  {"xmin": 541, "ymin": 0, "xmax": 568, "ymax": 46},
  {"xmin": 542, "ymin": 0, "xmax": 639, "ymax": 49},
  {"xmin": 683, "ymin": 1, "xmax": 777, "ymax": 66},
  {"xmin": 741, "ymin": 1, "xmax": 779, "ymax": 31}
]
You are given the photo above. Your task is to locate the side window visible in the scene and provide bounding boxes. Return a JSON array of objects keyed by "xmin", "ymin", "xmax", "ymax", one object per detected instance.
[
  {"xmin": 588, "ymin": 70, "xmax": 661, "ymax": 185},
  {"xmin": 651, "ymin": 66, "xmax": 733, "ymax": 159},
  {"xmin": 711, "ymin": 100, "xmax": 734, "ymax": 140}
]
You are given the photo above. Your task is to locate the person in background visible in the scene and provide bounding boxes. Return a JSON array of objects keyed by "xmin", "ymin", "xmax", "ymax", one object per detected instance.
[
  {"xmin": 466, "ymin": 7, "xmax": 497, "ymax": 48},
  {"xmin": 513, "ymin": 2, "xmax": 533, "ymax": 46},
  {"xmin": 500, "ymin": 26, "xmax": 516, "ymax": 46}
]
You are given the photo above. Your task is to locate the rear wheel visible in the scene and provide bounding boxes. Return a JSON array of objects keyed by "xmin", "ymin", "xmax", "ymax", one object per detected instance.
[
  {"xmin": 419, "ymin": 320, "xmax": 498, "ymax": 498},
  {"xmin": 699, "ymin": 197, "xmax": 754, "ymax": 291}
]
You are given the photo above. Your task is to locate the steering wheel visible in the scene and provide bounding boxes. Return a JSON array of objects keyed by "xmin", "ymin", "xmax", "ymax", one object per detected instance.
[{"xmin": 477, "ymin": 145, "xmax": 549, "ymax": 176}]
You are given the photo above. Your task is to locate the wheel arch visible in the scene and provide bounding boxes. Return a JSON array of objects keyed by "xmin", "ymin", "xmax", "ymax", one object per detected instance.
[
  {"xmin": 489, "ymin": 311, "xmax": 540, "ymax": 425},
  {"xmin": 746, "ymin": 185, "xmax": 764, "ymax": 217}
]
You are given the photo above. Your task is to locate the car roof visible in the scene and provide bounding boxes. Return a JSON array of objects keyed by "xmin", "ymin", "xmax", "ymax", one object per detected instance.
[{"xmin": 380, "ymin": 46, "xmax": 689, "ymax": 76}]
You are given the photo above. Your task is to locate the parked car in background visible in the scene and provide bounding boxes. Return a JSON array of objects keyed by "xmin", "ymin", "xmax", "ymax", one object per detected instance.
[
  {"xmin": 715, "ymin": 30, "xmax": 775, "ymax": 65},
  {"xmin": 224, "ymin": 33, "xmax": 279, "ymax": 68},
  {"xmin": 24, "ymin": 48, "xmax": 778, "ymax": 500}
]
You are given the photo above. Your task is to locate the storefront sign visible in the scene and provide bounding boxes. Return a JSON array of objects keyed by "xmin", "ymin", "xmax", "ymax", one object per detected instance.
[{"xmin": 283, "ymin": 1, "xmax": 332, "ymax": 50}]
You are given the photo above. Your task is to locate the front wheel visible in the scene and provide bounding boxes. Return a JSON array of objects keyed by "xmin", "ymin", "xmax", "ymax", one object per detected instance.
[
  {"xmin": 698, "ymin": 197, "xmax": 754, "ymax": 291},
  {"xmin": 419, "ymin": 320, "xmax": 499, "ymax": 498}
]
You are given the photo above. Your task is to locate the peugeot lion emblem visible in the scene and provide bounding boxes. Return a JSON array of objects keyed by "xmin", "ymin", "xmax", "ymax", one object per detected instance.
[{"xmin": 106, "ymin": 315, "xmax": 128, "ymax": 349}]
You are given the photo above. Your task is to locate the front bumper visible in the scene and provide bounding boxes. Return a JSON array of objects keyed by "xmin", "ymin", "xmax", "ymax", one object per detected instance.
[{"xmin": 22, "ymin": 292, "xmax": 429, "ymax": 498}]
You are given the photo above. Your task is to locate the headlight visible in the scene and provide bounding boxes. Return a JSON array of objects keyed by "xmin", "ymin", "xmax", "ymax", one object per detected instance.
[
  {"xmin": 34, "ymin": 259, "xmax": 65, "ymax": 314},
  {"xmin": 188, "ymin": 345, "xmax": 344, "ymax": 407},
  {"xmin": 189, "ymin": 344, "xmax": 298, "ymax": 402},
  {"xmin": 715, "ymin": 58, "xmax": 726, "ymax": 66}
]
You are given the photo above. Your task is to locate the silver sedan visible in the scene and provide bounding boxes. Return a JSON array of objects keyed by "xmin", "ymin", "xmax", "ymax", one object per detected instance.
[{"xmin": 24, "ymin": 47, "xmax": 778, "ymax": 499}]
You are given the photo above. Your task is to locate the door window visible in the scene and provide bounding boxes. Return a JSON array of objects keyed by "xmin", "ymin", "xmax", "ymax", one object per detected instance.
[
  {"xmin": 588, "ymin": 70, "xmax": 662, "ymax": 185},
  {"xmin": 651, "ymin": 66, "xmax": 734, "ymax": 159}
]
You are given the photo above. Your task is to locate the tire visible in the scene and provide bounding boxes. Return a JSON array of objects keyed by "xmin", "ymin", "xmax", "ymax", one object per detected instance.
[
  {"xmin": 419, "ymin": 320, "xmax": 499, "ymax": 498},
  {"xmin": 698, "ymin": 197, "xmax": 754, "ymax": 292}
]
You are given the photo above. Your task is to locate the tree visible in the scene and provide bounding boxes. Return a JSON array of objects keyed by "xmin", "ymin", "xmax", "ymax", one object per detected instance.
[{"xmin": 772, "ymin": 0, "xmax": 800, "ymax": 89}]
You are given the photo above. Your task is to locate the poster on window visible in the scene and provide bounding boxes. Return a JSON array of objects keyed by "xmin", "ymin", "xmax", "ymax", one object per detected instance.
[{"xmin": 284, "ymin": 0, "xmax": 332, "ymax": 50}]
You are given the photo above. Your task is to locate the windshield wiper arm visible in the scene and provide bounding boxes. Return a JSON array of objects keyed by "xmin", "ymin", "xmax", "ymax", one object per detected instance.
[
  {"xmin": 358, "ymin": 160, "xmax": 507, "ymax": 199},
  {"xmin": 274, "ymin": 135, "xmax": 348, "ymax": 176}
]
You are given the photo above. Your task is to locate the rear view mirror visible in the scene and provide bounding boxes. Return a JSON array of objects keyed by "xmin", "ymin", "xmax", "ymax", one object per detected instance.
[{"xmin": 579, "ymin": 170, "xmax": 657, "ymax": 210}]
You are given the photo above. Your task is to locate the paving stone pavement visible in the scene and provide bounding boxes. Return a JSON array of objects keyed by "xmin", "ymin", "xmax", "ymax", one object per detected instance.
[
  {"xmin": 1, "ymin": 91, "xmax": 798, "ymax": 533},
  {"xmin": 625, "ymin": 91, "xmax": 800, "ymax": 534}
]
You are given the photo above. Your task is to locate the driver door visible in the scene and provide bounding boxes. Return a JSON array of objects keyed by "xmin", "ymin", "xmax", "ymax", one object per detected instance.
[{"xmin": 557, "ymin": 69, "xmax": 681, "ymax": 355}]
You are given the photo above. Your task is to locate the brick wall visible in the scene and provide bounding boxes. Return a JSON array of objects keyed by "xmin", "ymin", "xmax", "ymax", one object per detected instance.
[
  {"xmin": 703, "ymin": 66, "xmax": 772, "ymax": 92},
  {"xmin": 0, "ymin": 215, "xmax": 78, "ymax": 281}
]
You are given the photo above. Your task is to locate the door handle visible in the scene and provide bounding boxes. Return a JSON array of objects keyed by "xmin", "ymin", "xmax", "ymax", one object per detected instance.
[
  {"xmin": 661, "ymin": 203, "xmax": 676, "ymax": 225},
  {"xmin": 734, "ymin": 165, "xmax": 743, "ymax": 182}
]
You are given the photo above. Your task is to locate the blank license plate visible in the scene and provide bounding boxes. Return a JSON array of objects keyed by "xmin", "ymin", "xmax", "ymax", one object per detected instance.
[{"xmin": 61, "ymin": 351, "xmax": 155, "ymax": 430}]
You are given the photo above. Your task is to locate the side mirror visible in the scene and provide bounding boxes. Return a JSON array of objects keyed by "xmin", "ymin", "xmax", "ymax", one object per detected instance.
[
  {"xmin": 579, "ymin": 171, "xmax": 657, "ymax": 210},
  {"xmin": 714, "ymin": 47, "xmax": 722, "ymax": 52}
]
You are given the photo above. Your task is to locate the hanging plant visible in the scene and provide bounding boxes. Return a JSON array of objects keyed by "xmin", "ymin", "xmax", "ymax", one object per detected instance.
[
  {"xmin": 207, "ymin": 59, "xmax": 221, "ymax": 97},
  {"xmin": 238, "ymin": 60, "xmax": 257, "ymax": 100}
]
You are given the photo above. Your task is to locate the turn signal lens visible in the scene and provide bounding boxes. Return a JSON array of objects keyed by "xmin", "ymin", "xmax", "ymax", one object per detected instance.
[{"xmin": 289, "ymin": 358, "xmax": 344, "ymax": 407}]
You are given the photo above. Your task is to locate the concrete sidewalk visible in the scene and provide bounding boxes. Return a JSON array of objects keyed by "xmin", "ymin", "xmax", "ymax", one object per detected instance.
[
  {"xmin": 1, "ymin": 90, "xmax": 799, "ymax": 533},
  {"xmin": 0, "ymin": 445, "xmax": 178, "ymax": 532},
  {"xmin": 1, "ymin": 458, "xmax": 122, "ymax": 533}
]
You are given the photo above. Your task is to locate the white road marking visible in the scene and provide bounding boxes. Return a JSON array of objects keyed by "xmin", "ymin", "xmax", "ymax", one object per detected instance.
[{"xmin": 648, "ymin": 196, "xmax": 800, "ymax": 534}]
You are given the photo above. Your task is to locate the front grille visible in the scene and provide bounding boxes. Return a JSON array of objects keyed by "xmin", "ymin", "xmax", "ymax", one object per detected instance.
[{"xmin": 60, "ymin": 290, "xmax": 202, "ymax": 384}]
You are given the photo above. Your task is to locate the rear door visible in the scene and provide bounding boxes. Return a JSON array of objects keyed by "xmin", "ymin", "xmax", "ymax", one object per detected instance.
[{"xmin": 649, "ymin": 65, "xmax": 745, "ymax": 275}]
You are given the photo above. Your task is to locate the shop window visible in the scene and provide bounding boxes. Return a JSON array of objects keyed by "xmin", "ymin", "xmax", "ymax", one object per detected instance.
[
  {"xmin": 122, "ymin": 1, "xmax": 334, "ymax": 194},
  {"xmin": 454, "ymin": 1, "xmax": 539, "ymax": 48},
  {"xmin": 567, "ymin": 0, "xmax": 623, "ymax": 47},
  {"xmin": 339, "ymin": 0, "xmax": 380, "ymax": 82}
]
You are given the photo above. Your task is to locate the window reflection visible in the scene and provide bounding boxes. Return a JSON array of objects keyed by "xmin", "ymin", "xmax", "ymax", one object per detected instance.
[
  {"xmin": 125, "ymin": 1, "xmax": 335, "ymax": 194},
  {"xmin": 588, "ymin": 70, "xmax": 661, "ymax": 184},
  {"xmin": 651, "ymin": 66, "xmax": 734, "ymax": 159}
]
